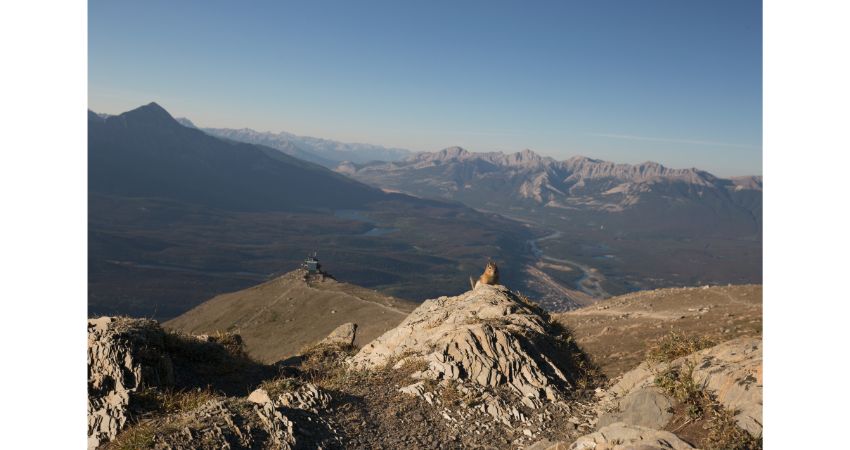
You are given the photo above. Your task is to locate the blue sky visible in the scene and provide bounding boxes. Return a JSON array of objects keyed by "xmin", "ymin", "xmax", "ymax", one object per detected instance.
[{"xmin": 89, "ymin": 0, "xmax": 762, "ymax": 176}]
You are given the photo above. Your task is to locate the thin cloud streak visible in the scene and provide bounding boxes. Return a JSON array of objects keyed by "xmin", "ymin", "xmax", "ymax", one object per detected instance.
[{"xmin": 589, "ymin": 133, "xmax": 761, "ymax": 149}]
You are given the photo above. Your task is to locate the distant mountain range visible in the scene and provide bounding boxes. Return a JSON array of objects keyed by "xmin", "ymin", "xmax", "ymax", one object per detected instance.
[
  {"xmin": 338, "ymin": 146, "xmax": 762, "ymax": 237},
  {"xmin": 175, "ymin": 117, "xmax": 411, "ymax": 167}
]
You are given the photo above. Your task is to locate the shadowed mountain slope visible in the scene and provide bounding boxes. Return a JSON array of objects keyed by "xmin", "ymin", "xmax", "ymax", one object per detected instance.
[{"xmin": 89, "ymin": 103, "xmax": 385, "ymax": 211}]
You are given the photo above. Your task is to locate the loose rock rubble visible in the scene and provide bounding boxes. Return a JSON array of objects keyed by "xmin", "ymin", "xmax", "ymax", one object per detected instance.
[
  {"xmin": 150, "ymin": 389, "xmax": 341, "ymax": 450},
  {"xmin": 110, "ymin": 381, "xmax": 341, "ymax": 450}
]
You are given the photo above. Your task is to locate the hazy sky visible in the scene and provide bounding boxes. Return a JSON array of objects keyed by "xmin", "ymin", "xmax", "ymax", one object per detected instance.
[{"xmin": 89, "ymin": 0, "xmax": 762, "ymax": 176}]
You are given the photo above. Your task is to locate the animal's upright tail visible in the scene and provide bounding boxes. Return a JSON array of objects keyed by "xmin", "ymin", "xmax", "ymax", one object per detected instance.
[{"xmin": 469, "ymin": 276, "xmax": 476, "ymax": 290}]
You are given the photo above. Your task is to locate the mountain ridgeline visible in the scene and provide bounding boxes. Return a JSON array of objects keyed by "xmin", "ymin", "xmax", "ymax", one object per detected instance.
[
  {"xmin": 337, "ymin": 147, "xmax": 762, "ymax": 238},
  {"xmin": 89, "ymin": 104, "xmax": 385, "ymax": 211},
  {"xmin": 193, "ymin": 124, "xmax": 411, "ymax": 167}
]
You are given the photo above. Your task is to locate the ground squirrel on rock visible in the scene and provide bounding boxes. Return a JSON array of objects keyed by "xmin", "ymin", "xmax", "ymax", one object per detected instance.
[{"xmin": 470, "ymin": 260, "xmax": 499, "ymax": 289}]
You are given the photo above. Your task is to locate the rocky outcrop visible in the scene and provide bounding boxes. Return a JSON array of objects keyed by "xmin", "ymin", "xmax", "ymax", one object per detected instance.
[
  {"xmin": 351, "ymin": 284, "xmax": 595, "ymax": 444},
  {"xmin": 87, "ymin": 317, "xmax": 175, "ymax": 450},
  {"xmin": 88, "ymin": 316, "xmax": 271, "ymax": 449},
  {"xmin": 596, "ymin": 337, "xmax": 762, "ymax": 437},
  {"xmin": 227, "ymin": 383, "xmax": 338, "ymax": 449},
  {"xmin": 688, "ymin": 337, "xmax": 762, "ymax": 435},
  {"xmin": 352, "ymin": 284, "xmax": 579, "ymax": 403},
  {"xmin": 153, "ymin": 398, "xmax": 296, "ymax": 450}
]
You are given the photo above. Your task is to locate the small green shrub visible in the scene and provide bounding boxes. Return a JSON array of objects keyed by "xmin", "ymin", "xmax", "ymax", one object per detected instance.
[
  {"xmin": 654, "ymin": 359, "xmax": 711, "ymax": 419},
  {"xmin": 132, "ymin": 387, "xmax": 218, "ymax": 416}
]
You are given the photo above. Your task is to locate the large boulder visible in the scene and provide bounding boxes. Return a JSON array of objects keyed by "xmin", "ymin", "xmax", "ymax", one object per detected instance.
[
  {"xmin": 147, "ymin": 384, "xmax": 340, "ymax": 450},
  {"xmin": 597, "ymin": 387, "xmax": 673, "ymax": 429},
  {"xmin": 319, "ymin": 322, "xmax": 357, "ymax": 347}
]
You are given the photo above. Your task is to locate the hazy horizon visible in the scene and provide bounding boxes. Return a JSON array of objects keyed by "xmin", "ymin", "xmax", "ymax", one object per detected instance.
[{"xmin": 89, "ymin": 1, "xmax": 762, "ymax": 177}]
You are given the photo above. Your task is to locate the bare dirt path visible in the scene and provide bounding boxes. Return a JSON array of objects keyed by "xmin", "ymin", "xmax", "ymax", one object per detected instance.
[{"xmin": 555, "ymin": 285, "xmax": 763, "ymax": 378}]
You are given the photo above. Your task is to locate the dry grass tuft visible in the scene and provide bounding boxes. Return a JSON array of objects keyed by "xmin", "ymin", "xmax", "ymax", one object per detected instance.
[
  {"xmin": 108, "ymin": 388, "xmax": 217, "ymax": 450},
  {"xmin": 654, "ymin": 358, "xmax": 762, "ymax": 450},
  {"xmin": 654, "ymin": 359, "xmax": 711, "ymax": 419},
  {"xmin": 259, "ymin": 377, "xmax": 303, "ymax": 397},
  {"xmin": 298, "ymin": 341, "xmax": 366, "ymax": 390},
  {"xmin": 105, "ymin": 420, "xmax": 159, "ymax": 450},
  {"xmin": 436, "ymin": 382, "xmax": 478, "ymax": 408},
  {"xmin": 132, "ymin": 387, "xmax": 219, "ymax": 417},
  {"xmin": 704, "ymin": 406, "xmax": 762, "ymax": 450},
  {"xmin": 646, "ymin": 331, "xmax": 716, "ymax": 364}
]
